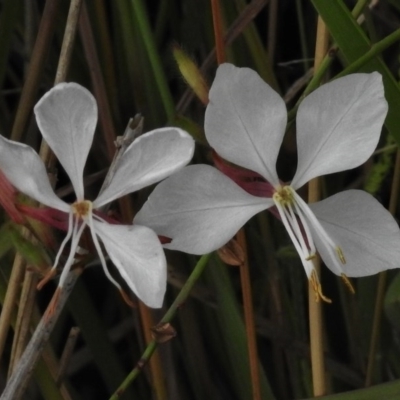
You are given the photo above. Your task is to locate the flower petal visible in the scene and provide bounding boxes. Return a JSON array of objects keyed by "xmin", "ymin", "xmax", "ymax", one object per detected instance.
[
  {"xmin": 292, "ymin": 73, "xmax": 388, "ymax": 189},
  {"xmin": 93, "ymin": 220, "xmax": 167, "ymax": 308},
  {"xmin": 94, "ymin": 128, "xmax": 194, "ymax": 208},
  {"xmin": 309, "ymin": 190, "xmax": 400, "ymax": 277},
  {"xmin": 135, "ymin": 165, "xmax": 272, "ymax": 255},
  {"xmin": 205, "ymin": 63, "xmax": 286, "ymax": 187},
  {"xmin": 34, "ymin": 83, "xmax": 97, "ymax": 200},
  {"xmin": 0, "ymin": 135, "xmax": 68, "ymax": 211}
]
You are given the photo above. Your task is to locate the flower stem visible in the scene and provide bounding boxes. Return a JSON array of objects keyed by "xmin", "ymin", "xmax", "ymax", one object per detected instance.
[
  {"xmin": 0, "ymin": 271, "xmax": 80, "ymax": 400},
  {"xmin": 109, "ymin": 253, "xmax": 212, "ymax": 400},
  {"xmin": 365, "ymin": 149, "xmax": 400, "ymax": 386},
  {"xmin": 308, "ymin": 15, "xmax": 329, "ymax": 397},
  {"xmin": 211, "ymin": 0, "xmax": 226, "ymax": 64},
  {"xmin": 0, "ymin": 0, "xmax": 83, "ymax": 379},
  {"xmin": 237, "ymin": 229, "xmax": 262, "ymax": 400},
  {"xmin": 287, "ymin": 0, "xmax": 374, "ymax": 122}
]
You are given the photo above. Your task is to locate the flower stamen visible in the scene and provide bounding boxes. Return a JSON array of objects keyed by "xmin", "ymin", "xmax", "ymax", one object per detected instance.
[
  {"xmin": 310, "ymin": 270, "xmax": 332, "ymax": 303},
  {"xmin": 341, "ymin": 273, "xmax": 355, "ymax": 294},
  {"xmin": 336, "ymin": 247, "xmax": 346, "ymax": 264},
  {"xmin": 72, "ymin": 200, "xmax": 92, "ymax": 219}
]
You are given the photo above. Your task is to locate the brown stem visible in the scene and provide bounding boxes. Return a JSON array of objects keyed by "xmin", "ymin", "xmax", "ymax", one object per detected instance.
[
  {"xmin": 308, "ymin": 15, "xmax": 329, "ymax": 397},
  {"xmin": 237, "ymin": 229, "xmax": 262, "ymax": 400}
]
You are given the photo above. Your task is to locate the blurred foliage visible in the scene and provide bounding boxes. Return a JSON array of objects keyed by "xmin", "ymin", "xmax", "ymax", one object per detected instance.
[{"xmin": 1, "ymin": 0, "xmax": 400, "ymax": 399}]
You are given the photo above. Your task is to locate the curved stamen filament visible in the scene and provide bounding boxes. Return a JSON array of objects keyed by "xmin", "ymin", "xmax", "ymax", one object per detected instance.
[
  {"xmin": 58, "ymin": 216, "xmax": 87, "ymax": 288},
  {"xmin": 52, "ymin": 210, "xmax": 74, "ymax": 271},
  {"xmin": 87, "ymin": 212, "xmax": 122, "ymax": 291},
  {"xmin": 292, "ymin": 190, "xmax": 345, "ymax": 266},
  {"xmin": 274, "ymin": 200, "xmax": 314, "ymax": 277},
  {"xmin": 286, "ymin": 203, "xmax": 315, "ymax": 260},
  {"xmin": 292, "ymin": 200, "xmax": 316, "ymax": 255}
]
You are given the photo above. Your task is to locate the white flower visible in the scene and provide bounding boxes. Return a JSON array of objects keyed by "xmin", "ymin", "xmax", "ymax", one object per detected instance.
[
  {"xmin": 0, "ymin": 83, "xmax": 194, "ymax": 308},
  {"xmin": 135, "ymin": 63, "xmax": 400, "ymax": 296}
]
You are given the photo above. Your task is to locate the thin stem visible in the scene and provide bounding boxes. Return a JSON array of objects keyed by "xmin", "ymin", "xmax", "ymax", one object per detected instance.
[
  {"xmin": 79, "ymin": 1, "xmax": 116, "ymax": 162},
  {"xmin": 109, "ymin": 253, "xmax": 212, "ymax": 400},
  {"xmin": 211, "ymin": 0, "xmax": 226, "ymax": 64},
  {"xmin": 10, "ymin": 0, "xmax": 61, "ymax": 141},
  {"xmin": 237, "ymin": 229, "xmax": 262, "ymax": 400},
  {"xmin": 308, "ymin": 15, "xmax": 329, "ymax": 397},
  {"xmin": 365, "ymin": 149, "xmax": 400, "ymax": 386},
  {"xmin": 336, "ymin": 28, "xmax": 400, "ymax": 78},
  {"xmin": 287, "ymin": 0, "xmax": 375, "ymax": 122},
  {"xmin": 0, "ymin": 271, "xmax": 80, "ymax": 400},
  {"xmin": 130, "ymin": 0, "xmax": 175, "ymax": 121},
  {"xmin": 2, "ymin": 0, "xmax": 83, "ymax": 385},
  {"xmin": 295, "ymin": 0, "xmax": 310, "ymax": 72}
]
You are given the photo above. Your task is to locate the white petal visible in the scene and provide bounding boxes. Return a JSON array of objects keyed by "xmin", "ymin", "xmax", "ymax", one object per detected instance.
[
  {"xmin": 94, "ymin": 128, "xmax": 194, "ymax": 208},
  {"xmin": 292, "ymin": 73, "xmax": 388, "ymax": 189},
  {"xmin": 309, "ymin": 190, "xmax": 400, "ymax": 277},
  {"xmin": 93, "ymin": 220, "xmax": 167, "ymax": 308},
  {"xmin": 0, "ymin": 135, "xmax": 69, "ymax": 211},
  {"xmin": 205, "ymin": 63, "xmax": 286, "ymax": 187},
  {"xmin": 134, "ymin": 165, "xmax": 272, "ymax": 255},
  {"xmin": 34, "ymin": 83, "xmax": 97, "ymax": 200}
]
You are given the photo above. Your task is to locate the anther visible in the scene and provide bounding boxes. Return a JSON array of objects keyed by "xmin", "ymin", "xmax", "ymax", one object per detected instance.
[
  {"xmin": 305, "ymin": 253, "xmax": 316, "ymax": 261},
  {"xmin": 341, "ymin": 273, "xmax": 355, "ymax": 294},
  {"xmin": 336, "ymin": 247, "xmax": 346, "ymax": 264},
  {"xmin": 72, "ymin": 200, "xmax": 92, "ymax": 218},
  {"xmin": 310, "ymin": 270, "xmax": 332, "ymax": 304}
]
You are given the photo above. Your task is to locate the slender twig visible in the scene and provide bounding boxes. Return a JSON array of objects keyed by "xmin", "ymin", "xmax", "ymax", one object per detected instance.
[
  {"xmin": 109, "ymin": 254, "xmax": 212, "ymax": 400},
  {"xmin": 8, "ymin": 1, "xmax": 83, "ymax": 379},
  {"xmin": 79, "ymin": 1, "xmax": 116, "ymax": 162},
  {"xmin": 176, "ymin": 0, "xmax": 268, "ymax": 114},
  {"xmin": 237, "ymin": 230, "xmax": 262, "ymax": 400},
  {"xmin": 56, "ymin": 327, "xmax": 80, "ymax": 385},
  {"xmin": 287, "ymin": 0, "xmax": 378, "ymax": 122},
  {"xmin": 0, "ymin": 253, "xmax": 26, "ymax": 360},
  {"xmin": 0, "ymin": 271, "xmax": 80, "ymax": 400},
  {"xmin": 365, "ymin": 149, "xmax": 400, "ymax": 386},
  {"xmin": 131, "ymin": 0, "xmax": 175, "ymax": 121},
  {"xmin": 211, "ymin": 0, "xmax": 226, "ymax": 64},
  {"xmin": 267, "ymin": 0, "xmax": 278, "ymax": 65},
  {"xmin": 336, "ymin": 28, "xmax": 400, "ymax": 78},
  {"xmin": 0, "ymin": 0, "xmax": 62, "ymax": 363},
  {"xmin": 308, "ymin": 16, "xmax": 329, "ymax": 397},
  {"xmin": 10, "ymin": 0, "xmax": 61, "ymax": 141},
  {"xmin": 8, "ymin": 270, "xmax": 37, "ymax": 377}
]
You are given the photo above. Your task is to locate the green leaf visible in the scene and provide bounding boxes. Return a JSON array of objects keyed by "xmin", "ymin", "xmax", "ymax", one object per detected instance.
[
  {"xmin": 206, "ymin": 257, "xmax": 276, "ymax": 400},
  {"xmin": 301, "ymin": 378, "xmax": 400, "ymax": 399},
  {"xmin": 311, "ymin": 0, "xmax": 400, "ymax": 144}
]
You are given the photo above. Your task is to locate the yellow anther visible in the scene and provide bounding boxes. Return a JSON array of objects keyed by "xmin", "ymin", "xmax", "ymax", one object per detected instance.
[
  {"xmin": 72, "ymin": 200, "xmax": 92, "ymax": 218},
  {"xmin": 336, "ymin": 247, "xmax": 346, "ymax": 264},
  {"xmin": 341, "ymin": 273, "xmax": 355, "ymax": 294},
  {"xmin": 310, "ymin": 270, "xmax": 332, "ymax": 304},
  {"xmin": 305, "ymin": 253, "xmax": 316, "ymax": 261},
  {"xmin": 273, "ymin": 185, "xmax": 295, "ymax": 207}
]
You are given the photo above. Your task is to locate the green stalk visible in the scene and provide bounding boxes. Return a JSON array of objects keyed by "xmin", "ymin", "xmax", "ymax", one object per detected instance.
[
  {"xmin": 287, "ymin": 0, "xmax": 374, "ymax": 122},
  {"xmin": 109, "ymin": 253, "xmax": 212, "ymax": 399},
  {"xmin": 336, "ymin": 29, "xmax": 400, "ymax": 78},
  {"xmin": 130, "ymin": 0, "xmax": 175, "ymax": 121}
]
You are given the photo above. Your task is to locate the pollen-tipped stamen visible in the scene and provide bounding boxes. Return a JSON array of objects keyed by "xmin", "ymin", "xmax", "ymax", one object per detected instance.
[
  {"xmin": 58, "ymin": 216, "xmax": 86, "ymax": 288},
  {"xmin": 336, "ymin": 247, "xmax": 346, "ymax": 264},
  {"xmin": 273, "ymin": 188, "xmax": 316, "ymax": 276},
  {"xmin": 341, "ymin": 273, "xmax": 355, "ymax": 294},
  {"xmin": 310, "ymin": 269, "xmax": 332, "ymax": 303}
]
